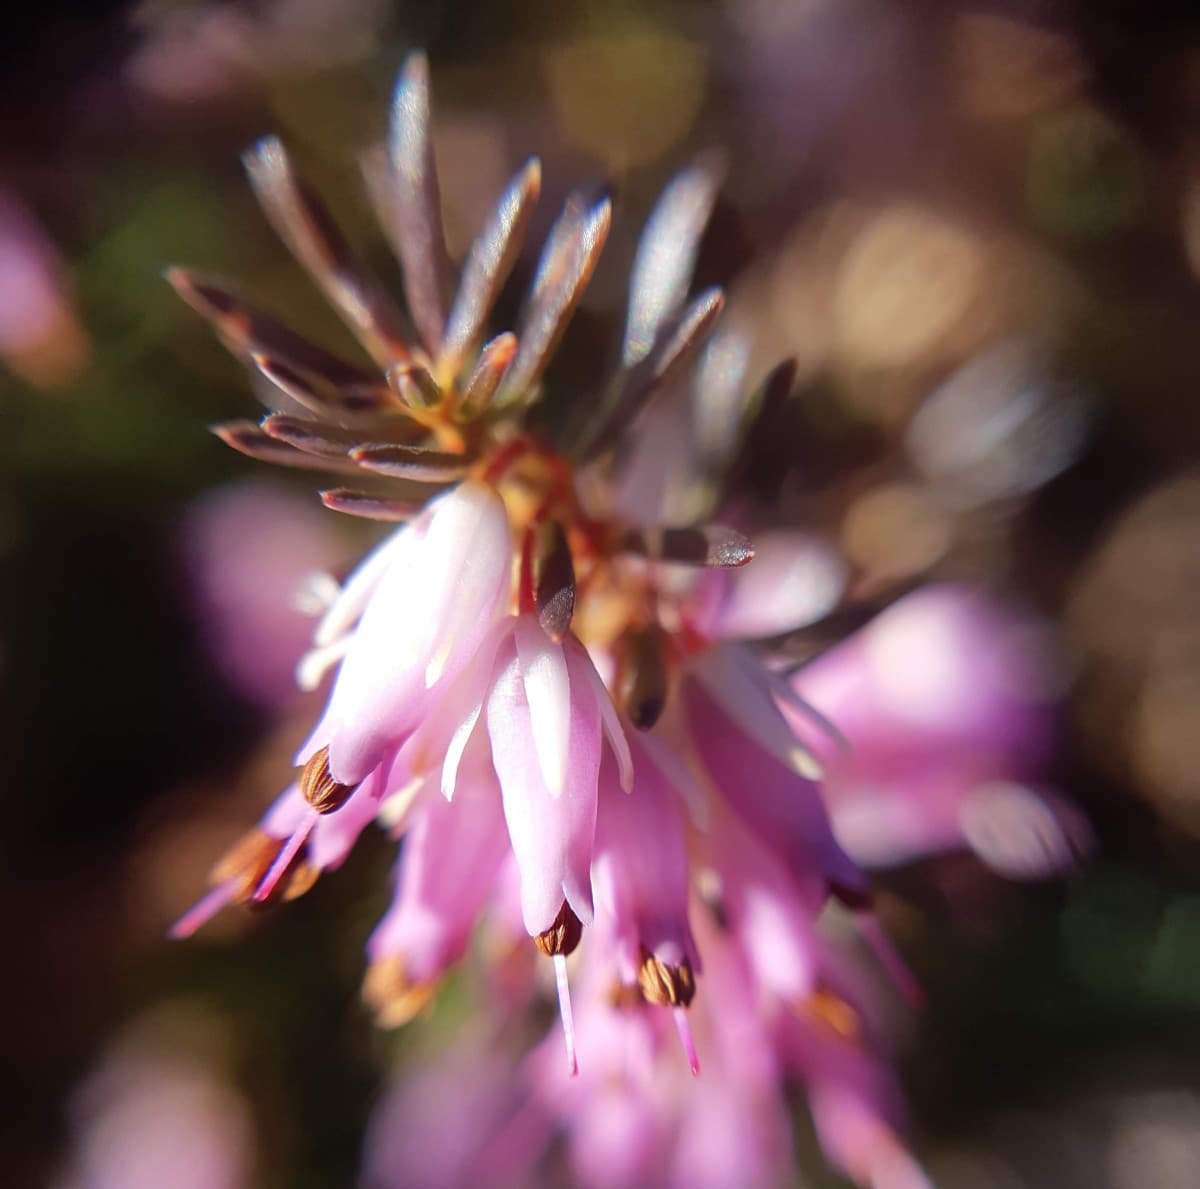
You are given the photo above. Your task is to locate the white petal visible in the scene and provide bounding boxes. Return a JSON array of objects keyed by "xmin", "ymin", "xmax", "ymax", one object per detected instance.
[
  {"xmin": 421, "ymin": 482, "xmax": 513, "ymax": 687},
  {"xmin": 516, "ymin": 615, "xmax": 571, "ymax": 797},
  {"xmin": 295, "ymin": 635, "xmax": 353, "ymax": 691},
  {"xmin": 292, "ymin": 570, "xmax": 342, "ymax": 616},
  {"xmin": 313, "ymin": 523, "xmax": 418, "ymax": 647}
]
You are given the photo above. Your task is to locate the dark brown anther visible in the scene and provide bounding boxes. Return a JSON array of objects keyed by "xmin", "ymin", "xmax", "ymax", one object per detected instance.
[
  {"xmin": 533, "ymin": 901, "xmax": 583, "ymax": 957},
  {"xmin": 535, "ymin": 522, "xmax": 576, "ymax": 642},
  {"xmin": 637, "ymin": 948, "xmax": 696, "ymax": 1008},
  {"xmin": 300, "ymin": 745, "xmax": 358, "ymax": 814},
  {"xmin": 209, "ymin": 828, "xmax": 318, "ymax": 906},
  {"xmin": 617, "ymin": 624, "xmax": 671, "ymax": 730}
]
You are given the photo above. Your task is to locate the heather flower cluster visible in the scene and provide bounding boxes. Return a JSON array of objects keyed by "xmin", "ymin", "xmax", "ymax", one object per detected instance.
[{"xmin": 170, "ymin": 53, "xmax": 1086, "ymax": 1189}]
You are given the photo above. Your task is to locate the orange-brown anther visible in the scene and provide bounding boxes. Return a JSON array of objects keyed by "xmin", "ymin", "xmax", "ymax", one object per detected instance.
[
  {"xmin": 209, "ymin": 828, "xmax": 318, "ymax": 906},
  {"xmin": 637, "ymin": 948, "xmax": 697, "ymax": 1008},
  {"xmin": 300, "ymin": 745, "xmax": 358, "ymax": 814},
  {"xmin": 607, "ymin": 981, "xmax": 645, "ymax": 1011},
  {"xmin": 533, "ymin": 901, "xmax": 584, "ymax": 957},
  {"xmin": 363, "ymin": 956, "xmax": 437, "ymax": 1028},
  {"xmin": 798, "ymin": 988, "xmax": 862, "ymax": 1041}
]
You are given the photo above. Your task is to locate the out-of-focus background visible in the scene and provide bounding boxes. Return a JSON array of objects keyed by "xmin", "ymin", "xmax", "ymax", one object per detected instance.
[{"xmin": 3, "ymin": 1, "xmax": 1200, "ymax": 1186}]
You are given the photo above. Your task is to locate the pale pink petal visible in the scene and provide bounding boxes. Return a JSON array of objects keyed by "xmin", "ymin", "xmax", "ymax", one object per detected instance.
[
  {"xmin": 637, "ymin": 728, "xmax": 708, "ymax": 828},
  {"xmin": 683, "ymin": 673, "xmax": 865, "ymax": 895},
  {"xmin": 692, "ymin": 644, "xmax": 822, "ymax": 779},
  {"xmin": 487, "ymin": 636, "xmax": 600, "ymax": 935},
  {"xmin": 260, "ymin": 783, "xmax": 309, "ymax": 839},
  {"xmin": 571, "ymin": 635, "xmax": 633, "ymax": 791},
  {"xmin": 312, "ymin": 519, "xmax": 424, "ymax": 647},
  {"xmin": 368, "ymin": 739, "xmax": 509, "ymax": 981},
  {"xmin": 420, "ymin": 481, "xmax": 514, "ymax": 687},
  {"xmin": 515, "ymin": 614, "xmax": 572, "ymax": 796},
  {"xmin": 701, "ymin": 806, "xmax": 823, "ymax": 1003},
  {"xmin": 400, "ymin": 617, "xmax": 514, "ymax": 800},
  {"xmin": 316, "ymin": 481, "xmax": 512, "ymax": 783},
  {"xmin": 593, "ymin": 737, "xmax": 695, "ymax": 976}
]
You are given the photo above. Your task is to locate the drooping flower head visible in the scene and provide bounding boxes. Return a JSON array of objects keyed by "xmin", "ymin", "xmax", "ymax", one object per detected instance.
[{"xmin": 164, "ymin": 51, "xmax": 1028, "ymax": 1186}]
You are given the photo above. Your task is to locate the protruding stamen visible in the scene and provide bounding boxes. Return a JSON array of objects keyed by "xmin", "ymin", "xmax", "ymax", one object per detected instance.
[
  {"xmin": 300, "ymin": 745, "xmax": 359, "ymax": 814},
  {"xmin": 363, "ymin": 955, "xmax": 437, "ymax": 1028},
  {"xmin": 855, "ymin": 912, "xmax": 924, "ymax": 1008},
  {"xmin": 553, "ymin": 953, "xmax": 579, "ymax": 1077},
  {"xmin": 173, "ymin": 827, "xmax": 320, "ymax": 936},
  {"xmin": 209, "ymin": 827, "xmax": 319, "ymax": 904},
  {"xmin": 252, "ymin": 815, "xmax": 316, "ymax": 903},
  {"xmin": 168, "ymin": 881, "xmax": 237, "ymax": 940},
  {"xmin": 533, "ymin": 901, "xmax": 583, "ymax": 958},
  {"xmin": 673, "ymin": 1006, "xmax": 700, "ymax": 1076},
  {"xmin": 637, "ymin": 948, "xmax": 696, "ymax": 1008},
  {"xmin": 535, "ymin": 522, "xmax": 576, "ymax": 643}
]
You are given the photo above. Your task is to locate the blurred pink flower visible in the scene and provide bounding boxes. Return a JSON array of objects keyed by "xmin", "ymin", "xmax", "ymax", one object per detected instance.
[
  {"xmin": 790, "ymin": 584, "xmax": 1090, "ymax": 877},
  {"xmin": 0, "ymin": 191, "xmax": 89, "ymax": 387},
  {"xmin": 57, "ymin": 1037, "xmax": 254, "ymax": 1189},
  {"xmin": 183, "ymin": 479, "xmax": 348, "ymax": 708},
  {"xmin": 167, "ymin": 54, "xmax": 1090, "ymax": 1189}
]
